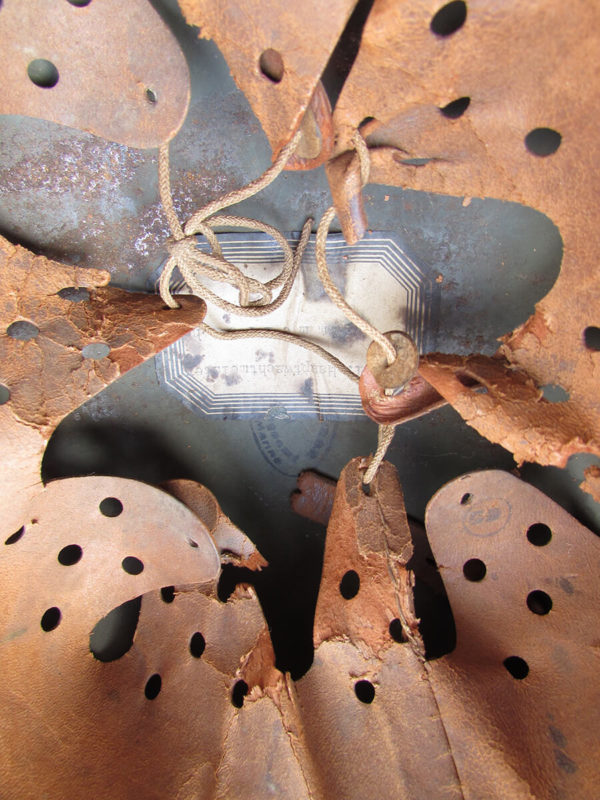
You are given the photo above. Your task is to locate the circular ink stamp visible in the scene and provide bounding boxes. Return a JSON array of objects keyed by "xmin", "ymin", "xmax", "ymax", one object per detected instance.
[{"xmin": 462, "ymin": 497, "xmax": 511, "ymax": 538}]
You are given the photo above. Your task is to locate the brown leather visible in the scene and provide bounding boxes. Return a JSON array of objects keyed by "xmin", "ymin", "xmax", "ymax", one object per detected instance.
[
  {"xmin": 360, "ymin": 366, "xmax": 446, "ymax": 424},
  {"xmin": 328, "ymin": 0, "xmax": 600, "ymax": 468},
  {"xmin": 581, "ymin": 465, "xmax": 600, "ymax": 504},
  {"xmin": 0, "ymin": 0, "xmax": 189, "ymax": 148},
  {"xmin": 299, "ymin": 461, "xmax": 600, "ymax": 798},
  {"xmin": 0, "ymin": 477, "xmax": 275, "ymax": 800},
  {"xmin": 291, "ymin": 470, "xmax": 337, "ymax": 526},
  {"xmin": 2, "ymin": 1, "xmax": 600, "ymax": 791},
  {"xmin": 418, "ymin": 353, "xmax": 599, "ymax": 467},
  {"xmin": 1, "ymin": 454, "xmax": 599, "ymax": 798},
  {"xmin": 178, "ymin": 0, "xmax": 355, "ymax": 157},
  {"xmin": 325, "ymin": 148, "xmax": 368, "ymax": 244},
  {"xmin": 426, "ymin": 469, "xmax": 600, "ymax": 798},
  {"xmin": 0, "ymin": 235, "xmax": 204, "ymax": 540},
  {"xmin": 285, "ymin": 82, "xmax": 335, "ymax": 171},
  {"xmin": 163, "ymin": 479, "xmax": 268, "ymax": 570}
]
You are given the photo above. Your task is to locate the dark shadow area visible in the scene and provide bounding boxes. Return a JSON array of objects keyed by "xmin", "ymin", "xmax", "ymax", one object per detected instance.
[
  {"xmin": 42, "ymin": 421, "xmax": 196, "ymax": 486},
  {"xmin": 321, "ymin": 0, "xmax": 376, "ymax": 110},
  {"xmin": 0, "ymin": 225, "xmax": 95, "ymax": 272},
  {"xmin": 407, "ymin": 517, "xmax": 456, "ymax": 659},
  {"xmin": 440, "ymin": 96, "xmax": 471, "ymax": 119},
  {"xmin": 218, "ymin": 563, "xmax": 316, "ymax": 680}
]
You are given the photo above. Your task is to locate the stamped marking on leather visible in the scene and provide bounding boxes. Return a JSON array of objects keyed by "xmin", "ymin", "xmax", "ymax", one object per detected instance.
[{"xmin": 462, "ymin": 497, "xmax": 512, "ymax": 538}]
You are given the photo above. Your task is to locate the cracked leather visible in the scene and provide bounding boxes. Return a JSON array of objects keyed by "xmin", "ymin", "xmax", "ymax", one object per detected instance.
[{"xmin": 328, "ymin": 0, "xmax": 600, "ymax": 468}]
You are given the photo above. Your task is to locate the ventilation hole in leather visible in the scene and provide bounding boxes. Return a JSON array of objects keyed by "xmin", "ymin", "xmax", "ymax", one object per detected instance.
[
  {"xmin": 57, "ymin": 544, "xmax": 83, "ymax": 566},
  {"xmin": 5, "ymin": 526, "xmax": 24, "ymax": 545},
  {"xmin": 90, "ymin": 596, "xmax": 141, "ymax": 661},
  {"xmin": 0, "ymin": 384, "xmax": 10, "ymax": 404},
  {"xmin": 527, "ymin": 589, "xmax": 552, "ymax": 615},
  {"xmin": 541, "ymin": 384, "xmax": 569, "ymax": 402},
  {"xmin": 58, "ymin": 287, "xmax": 90, "ymax": 302},
  {"xmin": 460, "ymin": 492, "xmax": 472, "ymax": 505},
  {"xmin": 339, "ymin": 569, "xmax": 360, "ymax": 599},
  {"xmin": 144, "ymin": 673, "xmax": 162, "ymax": 700},
  {"xmin": 259, "ymin": 49, "xmax": 284, "ymax": 83},
  {"xmin": 525, "ymin": 127, "xmax": 561, "ymax": 157},
  {"xmin": 67, "ymin": 0, "xmax": 92, "ymax": 6},
  {"xmin": 583, "ymin": 326, "xmax": 600, "ymax": 351},
  {"xmin": 358, "ymin": 116, "xmax": 376, "ymax": 133},
  {"xmin": 7, "ymin": 320, "xmax": 39, "ymax": 340},
  {"xmin": 190, "ymin": 632, "xmax": 206, "ymax": 659},
  {"xmin": 41, "ymin": 607, "xmax": 61, "ymax": 631},
  {"xmin": 99, "ymin": 497, "xmax": 123, "ymax": 517},
  {"xmin": 354, "ymin": 679, "xmax": 375, "ymax": 704},
  {"xmin": 396, "ymin": 156, "xmax": 433, "ymax": 167},
  {"xmin": 430, "ymin": 0, "xmax": 467, "ymax": 36},
  {"xmin": 121, "ymin": 556, "xmax": 144, "ymax": 575},
  {"xmin": 462, "ymin": 558, "xmax": 486, "ymax": 581},
  {"xmin": 231, "ymin": 680, "xmax": 248, "ymax": 708},
  {"xmin": 503, "ymin": 656, "xmax": 529, "ymax": 679},
  {"xmin": 27, "ymin": 59, "xmax": 59, "ymax": 89},
  {"xmin": 440, "ymin": 96, "xmax": 470, "ymax": 118},
  {"xmin": 145, "ymin": 88, "xmax": 157, "ymax": 104},
  {"xmin": 527, "ymin": 523, "xmax": 552, "ymax": 546},
  {"xmin": 188, "ymin": 538, "xmax": 198, "ymax": 548},
  {"xmin": 456, "ymin": 372, "xmax": 481, "ymax": 389},
  {"xmin": 82, "ymin": 342, "xmax": 110, "ymax": 360},
  {"xmin": 160, "ymin": 586, "xmax": 175, "ymax": 603},
  {"xmin": 389, "ymin": 618, "xmax": 406, "ymax": 643}
]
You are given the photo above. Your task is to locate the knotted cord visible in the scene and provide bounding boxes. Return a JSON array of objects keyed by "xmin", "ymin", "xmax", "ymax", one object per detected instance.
[{"xmin": 157, "ymin": 130, "xmax": 402, "ymax": 483}]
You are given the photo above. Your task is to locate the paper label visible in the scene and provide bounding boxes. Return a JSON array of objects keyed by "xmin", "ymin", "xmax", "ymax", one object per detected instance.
[{"xmin": 157, "ymin": 232, "xmax": 436, "ymax": 419}]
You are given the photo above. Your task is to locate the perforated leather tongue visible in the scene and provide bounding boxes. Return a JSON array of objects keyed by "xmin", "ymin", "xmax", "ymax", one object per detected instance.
[
  {"xmin": 0, "ymin": 0, "xmax": 189, "ymax": 148},
  {"xmin": 0, "ymin": 475, "xmax": 283, "ymax": 800},
  {"xmin": 425, "ymin": 469, "xmax": 600, "ymax": 798},
  {"xmin": 1, "ymin": 462, "xmax": 598, "ymax": 799}
]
